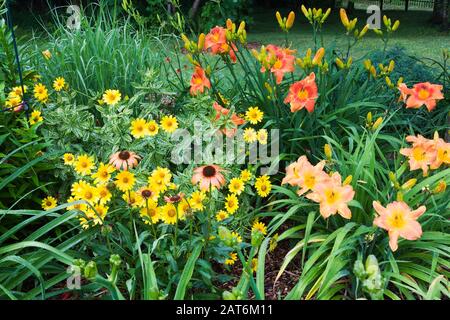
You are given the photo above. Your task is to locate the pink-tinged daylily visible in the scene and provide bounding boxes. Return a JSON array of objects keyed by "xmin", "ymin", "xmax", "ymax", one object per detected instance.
[
  {"xmin": 405, "ymin": 82, "xmax": 444, "ymax": 112},
  {"xmin": 373, "ymin": 201, "xmax": 426, "ymax": 252},
  {"xmin": 260, "ymin": 45, "xmax": 295, "ymax": 84},
  {"xmin": 400, "ymin": 135, "xmax": 436, "ymax": 175},
  {"xmin": 284, "ymin": 72, "xmax": 318, "ymax": 113}
]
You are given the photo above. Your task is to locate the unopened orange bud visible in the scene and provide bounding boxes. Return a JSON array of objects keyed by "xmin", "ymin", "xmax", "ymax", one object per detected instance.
[
  {"xmin": 286, "ymin": 11, "xmax": 295, "ymax": 30},
  {"xmin": 340, "ymin": 8, "xmax": 349, "ymax": 27},
  {"xmin": 312, "ymin": 47, "xmax": 325, "ymax": 65}
]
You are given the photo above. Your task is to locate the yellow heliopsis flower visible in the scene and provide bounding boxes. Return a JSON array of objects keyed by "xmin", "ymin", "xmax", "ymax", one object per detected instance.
[
  {"xmin": 228, "ymin": 177, "xmax": 245, "ymax": 195},
  {"xmin": 77, "ymin": 183, "xmax": 100, "ymax": 204},
  {"xmin": 231, "ymin": 231, "xmax": 242, "ymax": 243},
  {"xmin": 216, "ymin": 210, "xmax": 229, "ymax": 222},
  {"xmin": 89, "ymin": 204, "xmax": 109, "ymax": 226},
  {"xmin": 243, "ymin": 127, "xmax": 257, "ymax": 143},
  {"xmin": 41, "ymin": 196, "xmax": 57, "ymax": 210},
  {"xmin": 96, "ymin": 184, "xmax": 112, "ymax": 205},
  {"xmin": 224, "ymin": 194, "xmax": 239, "ymax": 214},
  {"xmin": 252, "ymin": 221, "xmax": 267, "ymax": 235},
  {"xmin": 63, "ymin": 153, "xmax": 75, "ymax": 165},
  {"xmin": 255, "ymin": 175, "xmax": 271, "ymax": 197},
  {"xmin": 74, "ymin": 154, "xmax": 95, "ymax": 176},
  {"xmin": 115, "ymin": 171, "xmax": 135, "ymax": 192},
  {"xmin": 130, "ymin": 118, "xmax": 149, "ymax": 139},
  {"xmin": 160, "ymin": 203, "xmax": 178, "ymax": 224},
  {"xmin": 146, "ymin": 120, "xmax": 159, "ymax": 136},
  {"xmin": 66, "ymin": 196, "xmax": 86, "ymax": 212},
  {"xmin": 225, "ymin": 252, "xmax": 238, "ymax": 265},
  {"xmin": 102, "ymin": 89, "xmax": 121, "ymax": 106},
  {"xmin": 33, "ymin": 83, "xmax": 48, "ymax": 103},
  {"xmin": 140, "ymin": 200, "xmax": 160, "ymax": 224},
  {"xmin": 29, "ymin": 110, "xmax": 43, "ymax": 125},
  {"xmin": 257, "ymin": 129, "xmax": 268, "ymax": 145},
  {"xmin": 160, "ymin": 115, "xmax": 179, "ymax": 133},
  {"xmin": 177, "ymin": 198, "xmax": 192, "ymax": 218},
  {"xmin": 245, "ymin": 106, "xmax": 264, "ymax": 124},
  {"xmin": 189, "ymin": 190, "xmax": 206, "ymax": 211},
  {"xmin": 122, "ymin": 191, "xmax": 143, "ymax": 208},
  {"xmin": 148, "ymin": 177, "xmax": 168, "ymax": 195},
  {"xmin": 12, "ymin": 85, "xmax": 27, "ymax": 96},
  {"xmin": 91, "ymin": 163, "xmax": 115, "ymax": 184},
  {"xmin": 71, "ymin": 180, "xmax": 89, "ymax": 197},
  {"xmin": 240, "ymin": 169, "xmax": 252, "ymax": 182},
  {"xmin": 151, "ymin": 167, "xmax": 172, "ymax": 185},
  {"xmin": 53, "ymin": 77, "xmax": 66, "ymax": 91}
]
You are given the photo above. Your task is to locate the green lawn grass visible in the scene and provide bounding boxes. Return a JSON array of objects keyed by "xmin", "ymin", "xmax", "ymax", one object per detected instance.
[{"xmin": 248, "ymin": 8, "xmax": 448, "ymax": 61}]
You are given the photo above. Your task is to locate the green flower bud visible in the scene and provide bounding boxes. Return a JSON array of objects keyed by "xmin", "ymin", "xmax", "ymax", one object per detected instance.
[{"xmin": 84, "ymin": 261, "xmax": 98, "ymax": 280}]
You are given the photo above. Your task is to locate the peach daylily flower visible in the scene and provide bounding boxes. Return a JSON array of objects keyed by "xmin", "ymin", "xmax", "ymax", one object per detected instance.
[
  {"xmin": 373, "ymin": 201, "xmax": 426, "ymax": 252},
  {"xmin": 306, "ymin": 172, "xmax": 355, "ymax": 219},
  {"xmin": 397, "ymin": 83, "xmax": 409, "ymax": 103},
  {"xmin": 400, "ymin": 135, "xmax": 436, "ymax": 175},
  {"xmin": 109, "ymin": 150, "xmax": 140, "ymax": 171},
  {"xmin": 192, "ymin": 164, "xmax": 226, "ymax": 191},
  {"xmin": 431, "ymin": 133, "xmax": 450, "ymax": 170},
  {"xmin": 284, "ymin": 72, "xmax": 318, "ymax": 113},
  {"xmin": 190, "ymin": 66, "xmax": 211, "ymax": 96},
  {"xmin": 281, "ymin": 155, "xmax": 328, "ymax": 195},
  {"xmin": 405, "ymin": 82, "xmax": 444, "ymax": 112}
]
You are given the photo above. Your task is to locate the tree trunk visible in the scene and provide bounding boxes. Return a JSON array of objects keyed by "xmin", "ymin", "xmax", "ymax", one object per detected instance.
[
  {"xmin": 189, "ymin": 0, "xmax": 202, "ymax": 19},
  {"xmin": 442, "ymin": 0, "xmax": 449, "ymax": 30}
]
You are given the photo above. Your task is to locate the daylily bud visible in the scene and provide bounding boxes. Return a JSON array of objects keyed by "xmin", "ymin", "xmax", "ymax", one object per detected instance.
[
  {"xmin": 402, "ymin": 178, "xmax": 417, "ymax": 190},
  {"xmin": 347, "ymin": 56, "xmax": 353, "ymax": 68},
  {"xmin": 383, "ymin": 15, "xmax": 389, "ymax": 27},
  {"xmin": 369, "ymin": 65, "xmax": 377, "ymax": 78},
  {"xmin": 373, "ymin": 29, "xmax": 383, "ymax": 36},
  {"xmin": 286, "ymin": 11, "xmax": 295, "ymax": 30},
  {"xmin": 363, "ymin": 59, "xmax": 372, "ymax": 70},
  {"xmin": 343, "ymin": 175, "xmax": 353, "ymax": 186},
  {"xmin": 237, "ymin": 21, "xmax": 246, "ymax": 35},
  {"xmin": 276, "ymin": 11, "xmax": 283, "ymax": 28},
  {"xmin": 312, "ymin": 47, "xmax": 325, "ymax": 65},
  {"xmin": 385, "ymin": 76, "xmax": 393, "ymax": 88},
  {"xmin": 340, "ymin": 8, "xmax": 350, "ymax": 27},
  {"xmin": 197, "ymin": 33, "xmax": 205, "ymax": 51},
  {"xmin": 324, "ymin": 143, "xmax": 332, "ymax": 159},
  {"xmin": 367, "ymin": 111, "xmax": 373, "ymax": 124},
  {"xmin": 359, "ymin": 24, "xmax": 369, "ymax": 38},
  {"xmin": 397, "ymin": 77, "xmax": 404, "ymax": 85},
  {"xmin": 433, "ymin": 180, "xmax": 447, "ymax": 194},
  {"xmin": 396, "ymin": 191, "xmax": 404, "ymax": 201},
  {"xmin": 301, "ymin": 5, "xmax": 309, "ymax": 19},
  {"xmin": 335, "ymin": 57, "xmax": 345, "ymax": 69},
  {"xmin": 388, "ymin": 60, "xmax": 395, "ymax": 72},
  {"xmin": 392, "ymin": 20, "xmax": 400, "ymax": 31},
  {"xmin": 372, "ymin": 117, "xmax": 383, "ymax": 131},
  {"xmin": 389, "ymin": 171, "xmax": 397, "ymax": 184},
  {"xmin": 226, "ymin": 18, "xmax": 233, "ymax": 31},
  {"xmin": 321, "ymin": 8, "xmax": 331, "ymax": 23}
]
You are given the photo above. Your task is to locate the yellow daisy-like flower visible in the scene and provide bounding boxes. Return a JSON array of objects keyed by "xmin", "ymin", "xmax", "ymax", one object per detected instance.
[
  {"xmin": 63, "ymin": 153, "xmax": 75, "ymax": 165},
  {"xmin": 122, "ymin": 191, "xmax": 143, "ymax": 208},
  {"xmin": 150, "ymin": 167, "xmax": 172, "ymax": 186},
  {"xmin": 71, "ymin": 180, "xmax": 89, "ymax": 197},
  {"xmin": 130, "ymin": 118, "xmax": 149, "ymax": 139},
  {"xmin": 240, "ymin": 169, "xmax": 252, "ymax": 182},
  {"xmin": 90, "ymin": 204, "xmax": 109, "ymax": 226},
  {"xmin": 29, "ymin": 110, "xmax": 43, "ymax": 125},
  {"xmin": 255, "ymin": 175, "xmax": 271, "ymax": 198},
  {"xmin": 96, "ymin": 184, "xmax": 112, "ymax": 205},
  {"xmin": 251, "ymin": 258, "xmax": 258, "ymax": 272},
  {"xmin": 91, "ymin": 163, "xmax": 115, "ymax": 185},
  {"xmin": 53, "ymin": 77, "xmax": 66, "ymax": 91},
  {"xmin": 41, "ymin": 196, "xmax": 57, "ymax": 210},
  {"xmin": 146, "ymin": 120, "xmax": 159, "ymax": 136},
  {"xmin": 148, "ymin": 177, "xmax": 168, "ymax": 195},
  {"xmin": 160, "ymin": 203, "xmax": 178, "ymax": 224},
  {"xmin": 102, "ymin": 89, "xmax": 121, "ymax": 106},
  {"xmin": 160, "ymin": 115, "xmax": 178, "ymax": 133},
  {"xmin": 225, "ymin": 252, "xmax": 238, "ymax": 265},
  {"xmin": 74, "ymin": 154, "xmax": 95, "ymax": 176},
  {"xmin": 189, "ymin": 190, "xmax": 206, "ymax": 211},
  {"xmin": 228, "ymin": 177, "xmax": 245, "ymax": 195},
  {"xmin": 77, "ymin": 183, "xmax": 100, "ymax": 204},
  {"xmin": 12, "ymin": 85, "xmax": 27, "ymax": 96},
  {"xmin": 115, "ymin": 171, "xmax": 135, "ymax": 192},
  {"xmin": 252, "ymin": 221, "xmax": 267, "ymax": 235},
  {"xmin": 224, "ymin": 194, "xmax": 239, "ymax": 214},
  {"xmin": 231, "ymin": 231, "xmax": 242, "ymax": 243},
  {"xmin": 177, "ymin": 198, "xmax": 192, "ymax": 218},
  {"xmin": 140, "ymin": 200, "xmax": 160, "ymax": 224},
  {"xmin": 245, "ymin": 107, "xmax": 264, "ymax": 124},
  {"xmin": 215, "ymin": 210, "xmax": 229, "ymax": 222},
  {"xmin": 243, "ymin": 127, "xmax": 257, "ymax": 143},
  {"xmin": 257, "ymin": 129, "xmax": 268, "ymax": 145},
  {"xmin": 66, "ymin": 196, "xmax": 86, "ymax": 212},
  {"xmin": 33, "ymin": 83, "xmax": 48, "ymax": 103}
]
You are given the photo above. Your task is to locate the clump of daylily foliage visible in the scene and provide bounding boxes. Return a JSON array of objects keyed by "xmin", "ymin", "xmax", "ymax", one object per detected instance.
[{"xmin": 1, "ymin": 4, "xmax": 449, "ymax": 300}]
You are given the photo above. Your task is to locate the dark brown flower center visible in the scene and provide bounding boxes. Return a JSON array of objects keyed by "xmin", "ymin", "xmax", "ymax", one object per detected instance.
[
  {"xmin": 202, "ymin": 165, "xmax": 217, "ymax": 178},
  {"xmin": 119, "ymin": 151, "xmax": 131, "ymax": 160},
  {"xmin": 169, "ymin": 195, "xmax": 182, "ymax": 203},
  {"xmin": 141, "ymin": 189, "xmax": 152, "ymax": 198}
]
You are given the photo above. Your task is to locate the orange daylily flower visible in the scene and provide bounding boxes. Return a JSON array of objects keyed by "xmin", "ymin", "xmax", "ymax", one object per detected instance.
[
  {"xmin": 405, "ymin": 82, "xmax": 444, "ymax": 112},
  {"xmin": 400, "ymin": 135, "xmax": 436, "ymax": 175},
  {"xmin": 373, "ymin": 201, "xmax": 426, "ymax": 252},
  {"xmin": 212, "ymin": 102, "xmax": 245, "ymax": 137},
  {"xmin": 306, "ymin": 172, "xmax": 355, "ymax": 219},
  {"xmin": 397, "ymin": 83, "xmax": 409, "ymax": 103},
  {"xmin": 204, "ymin": 26, "xmax": 238, "ymax": 62},
  {"xmin": 284, "ymin": 72, "xmax": 318, "ymax": 113},
  {"xmin": 260, "ymin": 45, "xmax": 295, "ymax": 84},
  {"xmin": 281, "ymin": 155, "xmax": 328, "ymax": 195},
  {"xmin": 190, "ymin": 66, "xmax": 211, "ymax": 96},
  {"xmin": 431, "ymin": 132, "xmax": 450, "ymax": 169}
]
